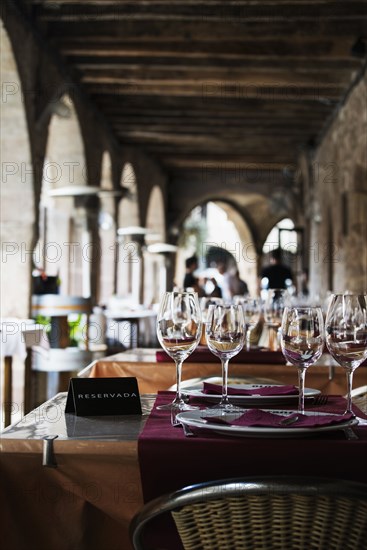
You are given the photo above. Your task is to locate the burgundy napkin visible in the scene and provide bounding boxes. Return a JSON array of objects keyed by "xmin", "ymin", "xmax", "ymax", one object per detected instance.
[
  {"xmin": 204, "ymin": 409, "xmax": 354, "ymax": 428},
  {"xmin": 202, "ymin": 382, "xmax": 298, "ymax": 396}
]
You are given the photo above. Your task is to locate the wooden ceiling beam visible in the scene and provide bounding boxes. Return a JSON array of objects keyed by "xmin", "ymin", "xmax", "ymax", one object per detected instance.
[
  {"xmin": 33, "ymin": 1, "xmax": 367, "ymax": 22},
  {"xmin": 94, "ymin": 95, "xmax": 335, "ymax": 112},
  {"xmin": 99, "ymin": 111, "xmax": 330, "ymax": 121},
  {"xmin": 55, "ymin": 37, "xmax": 356, "ymax": 59},
  {"xmin": 113, "ymin": 130, "xmax": 307, "ymax": 148},
  {"xmin": 86, "ymin": 83, "xmax": 344, "ymax": 100},
  {"xmin": 79, "ymin": 70, "xmax": 355, "ymax": 92},
  {"xmin": 112, "ymin": 123, "xmax": 321, "ymax": 135},
  {"xmin": 73, "ymin": 58, "xmax": 362, "ymax": 73},
  {"xmin": 25, "ymin": 0, "xmax": 367, "ymax": 5},
  {"xmin": 161, "ymin": 158, "xmax": 295, "ymax": 170},
  {"xmin": 131, "ymin": 145, "xmax": 296, "ymax": 164},
  {"xmin": 108, "ymin": 115, "xmax": 325, "ymax": 125},
  {"xmin": 42, "ymin": 19, "xmax": 367, "ymax": 41}
]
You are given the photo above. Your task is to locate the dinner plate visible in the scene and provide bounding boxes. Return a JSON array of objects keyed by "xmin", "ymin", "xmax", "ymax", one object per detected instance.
[
  {"xmin": 184, "ymin": 384, "xmax": 320, "ymax": 404},
  {"xmin": 176, "ymin": 409, "xmax": 359, "ymax": 438}
]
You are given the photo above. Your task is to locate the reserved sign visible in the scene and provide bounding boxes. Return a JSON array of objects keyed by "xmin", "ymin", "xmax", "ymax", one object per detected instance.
[{"xmin": 65, "ymin": 377, "xmax": 142, "ymax": 416}]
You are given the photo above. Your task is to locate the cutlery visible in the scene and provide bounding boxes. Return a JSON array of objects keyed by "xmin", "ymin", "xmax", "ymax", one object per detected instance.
[
  {"xmin": 279, "ymin": 415, "xmax": 299, "ymax": 426},
  {"xmin": 312, "ymin": 394, "xmax": 329, "ymax": 407},
  {"xmin": 181, "ymin": 423, "xmax": 196, "ymax": 437},
  {"xmin": 343, "ymin": 427, "xmax": 359, "ymax": 440},
  {"xmin": 42, "ymin": 435, "xmax": 58, "ymax": 467}
]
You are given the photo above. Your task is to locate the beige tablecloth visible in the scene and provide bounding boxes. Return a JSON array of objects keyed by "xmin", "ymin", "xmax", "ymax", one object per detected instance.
[
  {"xmin": 1, "ymin": 439, "xmax": 141, "ymax": 550},
  {"xmin": 88, "ymin": 360, "xmax": 367, "ymax": 396},
  {"xmin": 1, "ymin": 392, "xmax": 150, "ymax": 550}
]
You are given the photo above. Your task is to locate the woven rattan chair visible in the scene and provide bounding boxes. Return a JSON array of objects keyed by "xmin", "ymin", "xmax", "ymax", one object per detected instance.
[{"xmin": 130, "ymin": 476, "xmax": 367, "ymax": 550}]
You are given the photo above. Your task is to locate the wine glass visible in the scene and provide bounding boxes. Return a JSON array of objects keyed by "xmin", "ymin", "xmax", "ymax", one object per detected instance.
[
  {"xmin": 264, "ymin": 289, "xmax": 291, "ymax": 351},
  {"xmin": 325, "ymin": 294, "xmax": 367, "ymax": 415},
  {"xmin": 235, "ymin": 297, "xmax": 262, "ymax": 351},
  {"xmin": 199, "ymin": 297, "xmax": 223, "ymax": 345},
  {"xmin": 156, "ymin": 291, "xmax": 202, "ymax": 412},
  {"xmin": 280, "ymin": 306, "xmax": 324, "ymax": 413},
  {"xmin": 205, "ymin": 304, "xmax": 246, "ymax": 412}
]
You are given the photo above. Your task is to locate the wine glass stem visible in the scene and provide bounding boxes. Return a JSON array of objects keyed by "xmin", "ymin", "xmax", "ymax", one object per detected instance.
[
  {"xmin": 246, "ymin": 328, "xmax": 252, "ymax": 351},
  {"xmin": 344, "ymin": 368, "xmax": 354, "ymax": 415},
  {"xmin": 175, "ymin": 359, "xmax": 183, "ymax": 402},
  {"xmin": 297, "ymin": 367, "xmax": 306, "ymax": 414},
  {"xmin": 221, "ymin": 358, "xmax": 230, "ymax": 406}
]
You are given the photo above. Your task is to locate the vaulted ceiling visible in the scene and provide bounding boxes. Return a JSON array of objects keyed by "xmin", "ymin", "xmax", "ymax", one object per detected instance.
[{"xmin": 13, "ymin": 1, "xmax": 367, "ymax": 196}]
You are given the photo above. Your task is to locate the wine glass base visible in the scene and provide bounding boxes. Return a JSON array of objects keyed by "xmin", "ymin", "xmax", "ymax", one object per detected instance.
[
  {"xmin": 157, "ymin": 402, "xmax": 174, "ymax": 411},
  {"xmin": 157, "ymin": 396, "xmax": 195, "ymax": 411},
  {"xmin": 208, "ymin": 402, "xmax": 244, "ymax": 414},
  {"xmin": 180, "ymin": 403, "xmax": 199, "ymax": 411}
]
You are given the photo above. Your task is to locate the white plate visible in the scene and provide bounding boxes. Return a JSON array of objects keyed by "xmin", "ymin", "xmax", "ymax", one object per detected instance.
[
  {"xmin": 176, "ymin": 409, "xmax": 359, "ymax": 438},
  {"xmin": 184, "ymin": 384, "xmax": 320, "ymax": 404}
]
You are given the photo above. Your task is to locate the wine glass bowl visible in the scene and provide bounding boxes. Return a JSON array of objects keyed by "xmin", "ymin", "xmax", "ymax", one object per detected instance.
[
  {"xmin": 243, "ymin": 298, "xmax": 262, "ymax": 351},
  {"xmin": 199, "ymin": 297, "xmax": 223, "ymax": 345},
  {"xmin": 280, "ymin": 306, "xmax": 324, "ymax": 413},
  {"xmin": 156, "ymin": 291, "xmax": 202, "ymax": 415},
  {"xmin": 205, "ymin": 304, "xmax": 246, "ymax": 412},
  {"xmin": 325, "ymin": 294, "xmax": 367, "ymax": 415},
  {"xmin": 264, "ymin": 289, "xmax": 290, "ymax": 351}
]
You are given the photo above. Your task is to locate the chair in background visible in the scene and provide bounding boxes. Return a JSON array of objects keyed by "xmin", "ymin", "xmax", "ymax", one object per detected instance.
[{"xmin": 130, "ymin": 476, "xmax": 367, "ymax": 550}]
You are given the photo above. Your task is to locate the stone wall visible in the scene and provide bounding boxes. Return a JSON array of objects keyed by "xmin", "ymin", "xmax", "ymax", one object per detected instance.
[{"xmin": 307, "ymin": 69, "xmax": 367, "ymax": 297}]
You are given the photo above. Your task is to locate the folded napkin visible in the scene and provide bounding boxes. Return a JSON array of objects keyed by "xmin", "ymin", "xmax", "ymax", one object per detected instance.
[
  {"xmin": 202, "ymin": 382, "xmax": 298, "ymax": 396},
  {"xmin": 204, "ymin": 409, "xmax": 354, "ymax": 428}
]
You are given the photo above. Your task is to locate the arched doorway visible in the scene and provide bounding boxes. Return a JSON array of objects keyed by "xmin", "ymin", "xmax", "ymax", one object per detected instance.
[
  {"xmin": 260, "ymin": 218, "xmax": 298, "ymax": 293},
  {"xmin": 176, "ymin": 201, "xmax": 257, "ymax": 296},
  {"xmin": 38, "ymin": 93, "xmax": 88, "ymax": 296}
]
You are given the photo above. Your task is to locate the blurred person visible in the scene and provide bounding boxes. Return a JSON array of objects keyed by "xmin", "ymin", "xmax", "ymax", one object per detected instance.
[
  {"xmin": 215, "ymin": 261, "xmax": 232, "ymax": 302},
  {"xmin": 229, "ymin": 269, "xmax": 248, "ymax": 297},
  {"xmin": 183, "ymin": 255, "xmax": 205, "ymax": 296},
  {"xmin": 209, "ymin": 278, "xmax": 222, "ymax": 298},
  {"xmin": 259, "ymin": 248, "xmax": 293, "ymax": 290}
]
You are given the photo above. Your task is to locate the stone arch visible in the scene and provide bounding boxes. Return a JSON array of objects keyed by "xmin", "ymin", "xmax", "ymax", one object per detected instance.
[
  {"xmin": 208, "ymin": 200, "xmax": 258, "ymax": 296},
  {"xmin": 0, "ymin": 21, "xmax": 34, "ymax": 317},
  {"xmin": 176, "ymin": 200, "xmax": 258, "ymax": 296},
  {"xmin": 39, "ymin": 93, "xmax": 88, "ymax": 296}
]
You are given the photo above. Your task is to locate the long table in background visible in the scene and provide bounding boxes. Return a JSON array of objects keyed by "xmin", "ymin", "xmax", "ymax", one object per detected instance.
[{"xmin": 79, "ymin": 349, "xmax": 367, "ymax": 396}]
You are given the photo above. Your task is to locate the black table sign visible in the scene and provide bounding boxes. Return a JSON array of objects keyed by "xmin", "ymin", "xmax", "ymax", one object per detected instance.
[{"xmin": 65, "ymin": 377, "xmax": 142, "ymax": 416}]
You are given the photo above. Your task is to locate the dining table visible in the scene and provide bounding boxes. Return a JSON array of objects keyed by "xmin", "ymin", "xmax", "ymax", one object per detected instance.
[
  {"xmin": 104, "ymin": 309, "xmax": 157, "ymax": 348},
  {"xmin": 79, "ymin": 348, "xmax": 367, "ymax": 397},
  {"xmin": 1, "ymin": 349, "xmax": 367, "ymax": 550},
  {"xmin": 1, "ymin": 318, "xmax": 47, "ymax": 425}
]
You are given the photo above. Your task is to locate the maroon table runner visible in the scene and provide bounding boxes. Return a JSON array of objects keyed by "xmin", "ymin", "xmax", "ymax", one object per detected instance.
[
  {"xmin": 156, "ymin": 346, "xmax": 286, "ymax": 364},
  {"xmin": 139, "ymin": 393, "xmax": 367, "ymax": 502},
  {"xmin": 137, "ymin": 392, "xmax": 367, "ymax": 548}
]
